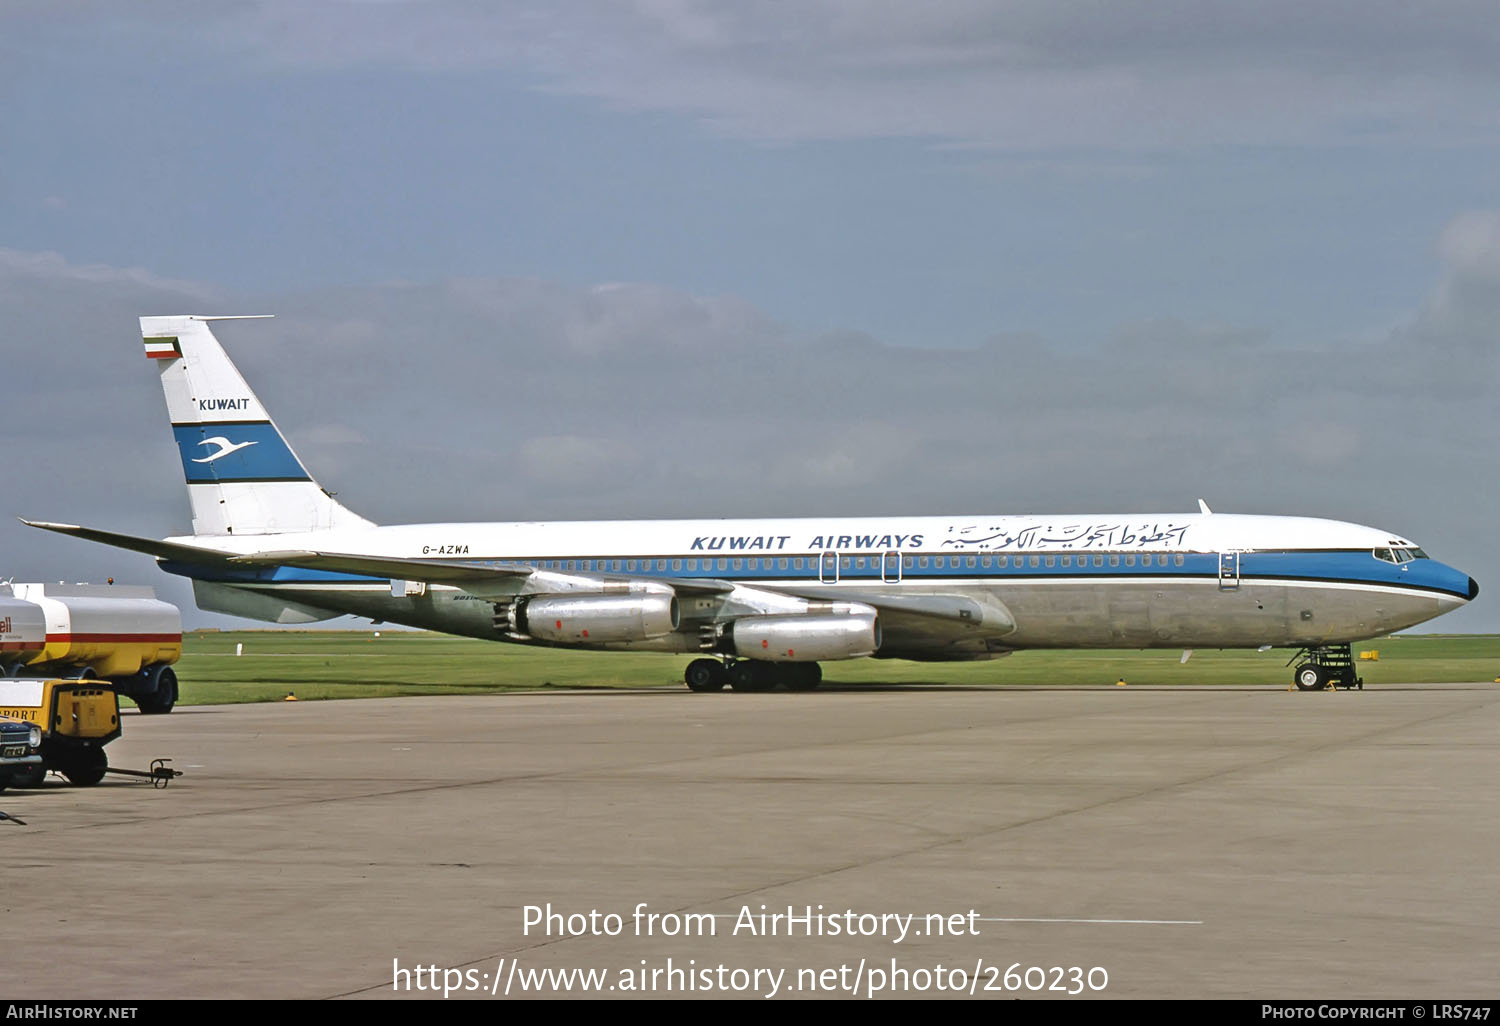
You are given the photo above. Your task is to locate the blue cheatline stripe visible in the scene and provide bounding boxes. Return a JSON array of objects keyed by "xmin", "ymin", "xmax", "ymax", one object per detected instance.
[
  {"xmin": 162, "ymin": 549, "xmax": 1471, "ymax": 599},
  {"xmin": 172, "ymin": 422, "xmax": 309, "ymax": 483}
]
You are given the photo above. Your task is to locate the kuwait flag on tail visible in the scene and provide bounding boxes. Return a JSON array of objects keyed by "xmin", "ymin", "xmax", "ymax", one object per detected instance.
[{"xmin": 143, "ymin": 335, "xmax": 181, "ymax": 360}]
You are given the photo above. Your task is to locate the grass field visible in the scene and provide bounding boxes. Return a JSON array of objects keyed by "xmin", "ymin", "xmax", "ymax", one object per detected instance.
[{"xmin": 161, "ymin": 630, "xmax": 1500, "ymax": 707}]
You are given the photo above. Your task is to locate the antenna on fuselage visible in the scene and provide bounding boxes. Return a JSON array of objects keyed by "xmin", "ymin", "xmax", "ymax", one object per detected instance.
[{"xmin": 1197, "ymin": 499, "xmax": 1213, "ymax": 515}]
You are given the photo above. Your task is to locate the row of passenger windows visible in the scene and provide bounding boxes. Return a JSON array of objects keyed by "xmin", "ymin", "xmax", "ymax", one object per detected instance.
[{"xmin": 508, "ymin": 553, "xmax": 1190, "ymax": 572}]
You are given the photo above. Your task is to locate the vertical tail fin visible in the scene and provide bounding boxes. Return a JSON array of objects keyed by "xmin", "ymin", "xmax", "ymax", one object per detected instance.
[{"xmin": 142, "ymin": 315, "xmax": 374, "ymax": 537}]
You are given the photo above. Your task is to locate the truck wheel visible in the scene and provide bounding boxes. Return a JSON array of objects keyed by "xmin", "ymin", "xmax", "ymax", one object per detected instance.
[
  {"xmin": 10, "ymin": 766, "xmax": 47, "ymax": 789},
  {"xmin": 136, "ymin": 666, "xmax": 178, "ymax": 714},
  {"xmin": 61, "ymin": 747, "xmax": 108, "ymax": 786}
]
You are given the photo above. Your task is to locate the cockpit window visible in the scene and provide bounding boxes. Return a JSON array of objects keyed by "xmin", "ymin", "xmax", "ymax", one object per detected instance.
[{"xmin": 1375, "ymin": 547, "xmax": 1427, "ymax": 564}]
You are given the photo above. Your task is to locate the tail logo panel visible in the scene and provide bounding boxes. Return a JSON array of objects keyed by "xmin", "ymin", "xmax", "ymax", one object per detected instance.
[
  {"xmin": 192, "ymin": 437, "xmax": 259, "ymax": 463},
  {"xmin": 172, "ymin": 423, "xmax": 310, "ymax": 483}
]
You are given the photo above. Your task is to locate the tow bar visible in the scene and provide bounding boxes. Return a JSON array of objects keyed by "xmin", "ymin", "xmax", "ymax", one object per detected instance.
[{"xmin": 103, "ymin": 758, "xmax": 182, "ymax": 789}]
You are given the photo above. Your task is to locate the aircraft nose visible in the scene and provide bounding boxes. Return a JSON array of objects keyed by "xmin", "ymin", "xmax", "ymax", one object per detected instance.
[{"xmin": 1469, "ymin": 576, "xmax": 1480, "ymax": 601}]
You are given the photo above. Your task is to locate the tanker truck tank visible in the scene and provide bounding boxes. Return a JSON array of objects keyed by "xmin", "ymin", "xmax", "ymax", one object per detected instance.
[
  {"xmin": 3, "ymin": 583, "xmax": 183, "ymax": 714},
  {"xmin": 0, "ymin": 595, "xmax": 48, "ymax": 673}
]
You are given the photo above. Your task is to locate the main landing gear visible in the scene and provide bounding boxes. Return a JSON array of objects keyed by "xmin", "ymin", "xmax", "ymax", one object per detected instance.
[
  {"xmin": 1289, "ymin": 644, "xmax": 1363, "ymax": 691},
  {"xmin": 683, "ymin": 659, "xmax": 822, "ymax": 693}
]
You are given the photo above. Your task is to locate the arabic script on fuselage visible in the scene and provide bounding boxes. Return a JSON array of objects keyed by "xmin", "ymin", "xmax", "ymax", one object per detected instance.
[{"xmin": 941, "ymin": 521, "xmax": 1191, "ymax": 551}]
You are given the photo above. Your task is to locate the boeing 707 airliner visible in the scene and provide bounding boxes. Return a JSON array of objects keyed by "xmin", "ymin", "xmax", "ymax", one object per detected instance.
[{"xmin": 25, "ymin": 316, "xmax": 1478, "ymax": 702}]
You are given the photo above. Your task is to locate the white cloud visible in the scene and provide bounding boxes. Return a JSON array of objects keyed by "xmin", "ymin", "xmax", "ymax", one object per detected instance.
[
  {"xmin": 24, "ymin": 2, "xmax": 1500, "ymax": 150},
  {"xmin": 1411, "ymin": 210, "xmax": 1500, "ymax": 350},
  {"xmin": 184, "ymin": 1, "xmax": 1500, "ymax": 148},
  {"xmin": 1438, "ymin": 211, "xmax": 1500, "ymax": 281},
  {"xmin": 0, "ymin": 247, "xmax": 216, "ymax": 298}
]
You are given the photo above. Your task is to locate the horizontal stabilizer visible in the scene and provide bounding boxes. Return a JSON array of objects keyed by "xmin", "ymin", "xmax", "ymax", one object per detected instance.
[{"xmin": 20, "ymin": 519, "xmax": 240, "ymax": 565}]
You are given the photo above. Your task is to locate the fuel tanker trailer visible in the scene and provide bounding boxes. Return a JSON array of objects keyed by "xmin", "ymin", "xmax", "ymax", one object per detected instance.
[
  {"xmin": 0, "ymin": 592, "xmax": 47, "ymax": 669},
  {"xmin": 0, "ymin": 583, "xmax": 183, "ymax": 714}
]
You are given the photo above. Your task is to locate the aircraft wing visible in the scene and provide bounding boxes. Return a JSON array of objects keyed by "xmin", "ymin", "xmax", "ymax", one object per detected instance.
[
  {"xmin": 23, "ymin": 522, "xmax": 737, "ymax": 599},
  {"xmin": 830, "ymin": 590, "xmax": 1011, "ymax": 626},
  {"xmin": 228, "ymin": 550, "xmax": 534, "ymax": 585},
  {"xmin": 227, "ymin": 549, "xmax": 737, "ymax": 596},
  {"xmin": 229, "ymin": 550, "xmax": 1008, "ymax": 634},
  {"xmin": 811, "ymin": 589, "xmax": 1016, "ymax": 642},
  {"xmin": 23, "ymin": 521, "xmax": 1005, "ymax": 638}
]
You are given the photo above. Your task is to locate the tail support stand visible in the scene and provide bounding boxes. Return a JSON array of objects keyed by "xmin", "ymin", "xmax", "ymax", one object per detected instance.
[{"xmin": 1287, "ymin": 644, "xmax": 1364, "ymax": 691}]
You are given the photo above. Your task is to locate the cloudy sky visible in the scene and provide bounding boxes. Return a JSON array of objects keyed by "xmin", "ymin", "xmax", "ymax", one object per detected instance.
[{"xmin": 3, "ymin": 1, "xmax": 1499, "ymax": 632}]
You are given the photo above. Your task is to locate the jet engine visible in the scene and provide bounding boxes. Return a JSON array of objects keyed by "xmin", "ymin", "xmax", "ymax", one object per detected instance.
[
  {"xmin": 723, "ymin": 613, "xmax": 881, "ymax": 662},
  {"xmin": 514, "ymin": 593, "xmax": 680, "ymax": 643}
]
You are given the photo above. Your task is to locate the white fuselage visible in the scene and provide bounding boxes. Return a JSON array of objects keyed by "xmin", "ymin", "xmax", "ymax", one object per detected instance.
[{"xmin": 163, "ymin": 511, "xmax": 1476, "ymax": 658}]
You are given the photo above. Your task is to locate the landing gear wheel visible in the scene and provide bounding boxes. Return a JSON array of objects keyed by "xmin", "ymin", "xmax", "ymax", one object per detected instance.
[
  {"xmin": 729, "ymin": 661, "xmax": 775, "ymax": 692},
  {"xmin": 684, "ymin": 659, "xmax": 726, "ymax": 692},
  {"xmin": 9, "ymin": 765, "xmax": 47, "ymax": 789},
  {"xmin": 135, "ymin": 666, "xmax": 178, "ymax": 714},
  {"xmin": 61, "ymin": 746, "xmax": 107, "ymax": 786},
  {"xmin": 1295, "ymin": 664, "xmax": 1328, "ymax": 691},
  {"xmin": 784, "ymin": 663, "xmax": 822, "ymax": 691}
]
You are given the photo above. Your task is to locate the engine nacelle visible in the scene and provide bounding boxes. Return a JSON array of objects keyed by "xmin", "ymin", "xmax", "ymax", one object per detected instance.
[
  {"xmin": 724, "ymin": 613, "xmax": 881, "ymax": 662},
  {"xmin": 516, "ymin": 593, "xmax": 680, "ymax": 644}
]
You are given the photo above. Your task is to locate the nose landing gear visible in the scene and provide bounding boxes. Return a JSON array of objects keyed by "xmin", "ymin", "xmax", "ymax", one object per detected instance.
[{"xmin": 1289, "ymin": 644, "xmax": 1363, "ymax": 691}]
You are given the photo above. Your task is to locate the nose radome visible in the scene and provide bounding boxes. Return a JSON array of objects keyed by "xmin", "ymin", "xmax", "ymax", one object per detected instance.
[{"xmin": 1469, "ymin": 577, "xmax": 1480, "ymax": 601}]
